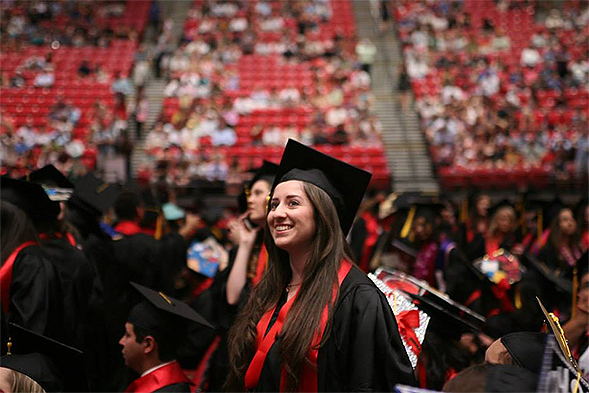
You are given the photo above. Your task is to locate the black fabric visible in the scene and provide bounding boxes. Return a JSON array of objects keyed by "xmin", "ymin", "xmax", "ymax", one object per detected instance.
[
  {"xmin": 1, "ymin": 322, "xmax": 88, "ymax": 392},
  {"xmin": 4, "ymin": 245, "xmax": 65, "ymax": 343},
  {"xmin": 485, "ymin": 364, "xmax": 538, "ymax": 392},
  {"xmin": 501, "ymin": 332, "xmax": 547, "ymax": 374},
  {"xmin": 24, "ymin": 164, "xmax": 74, "ymax": 189},
  {"xmin": 154, "ymin": 382, "xmax": 192, "ymax": 392},
  {"xmin": 1, "ymin": 176, "xmax": 60, "ymax": 224},
  {"xmin": 255, "ymin": 267, "xmax": 416, "ymax": 391}
]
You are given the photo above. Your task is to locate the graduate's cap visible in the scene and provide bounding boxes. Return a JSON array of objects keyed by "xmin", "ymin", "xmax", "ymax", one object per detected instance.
[
  {"xmin": 500, "ymin": 332, "xmax": 548, "ymax": 374},
  {"xmin": 523, "ymin": 252, "xmax": 572, "ymax": 295},
  {"xmin": 272, "ymin": 139, "xmax": 371, "ymax": 235},
  {"xmin": 23, "ymin": 164, "xmax": 74, "ymax": 189},
  {"xmin": 69, "ymin": 172, "xmax": 120, "ymax": 217},
  {"xmin": 22, "ymin": 165, "xmax": 74, "ymax": 202},
  {"xmin": 238, "ymin": 160, "xmax": 280, "ymax": 213},
  {"xmin": 536, "ymin": 297, "xmax": 580, "ymax": 373},
  {"xmin": 394, "ymin": 192, "xmax": 444, "ymax": 238},
  {"xmin": 407, "ymin": 292, "xmax": 480, "ymax": 341},
  {"xmin": 0, "ymin": 322, "xmax": 88, "ymax": 392},
  {"xmin": 375, "ymin": 268, "xmax": 486, "ymax": 334},
  {"xmin": 488, "ymin": 198, "xmax": 516, "ymax": 218},
  {"xmin": 0, "ymin": 176, "xmax": 60, "ymax": 222},
  {"xmin": 128, "ymin": 282, "xmax": 214, "ymax": 339}
]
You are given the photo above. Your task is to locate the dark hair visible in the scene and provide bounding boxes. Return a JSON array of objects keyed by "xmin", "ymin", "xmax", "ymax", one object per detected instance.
[
  {"xmin": 442, "ymin": 363, "xmax": 489, "ymax": 392},
  {"xmin": 548, "ymin": 207, "xmax": 581, "ymax": 254},
  {"xmin": 421, "ymin": 331, "xmax": 473, "ymax": 391},
  {"xmin": 227, "ymin": 182, "xmax": 355, "ymax": 391},
  {"xmin": 114, "ymin": 190, "xmax": 142, "ymax": 221},
  {"xmin": 132, "ymin": 324, "xmax": 179, "ymax": 363},
  {"xmin": 1, "ymin": 201, "xmax": 38, "ymax": 264}
]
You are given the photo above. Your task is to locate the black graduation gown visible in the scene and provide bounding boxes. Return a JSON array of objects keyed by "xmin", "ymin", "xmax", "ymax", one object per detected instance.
[
  {"xmin": 256, "ymin": 267, "xmax": 416, "ymax": 391},
  {"xmin": 179, "ymin": 244, "xmax": 258, "ymax": 391},
  {"xmin": 39, "ymin": 237, "xmax": 102, "ymax": 347},
  {"xmin": 154, "ymin": 383, "xmax": 192, "ymax": 392},
  {"xmin": 105, "ymin": 232, "xmax": 188, "ymax": 391},
  {"xmin": 5, "ymin": 245, "xmax": 65, "ymax": 342}
]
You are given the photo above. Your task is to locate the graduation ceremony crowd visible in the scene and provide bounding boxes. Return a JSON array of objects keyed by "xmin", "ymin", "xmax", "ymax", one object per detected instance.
[
  {"xmin": 0, "ymin": 144, "xmax": 587, "ymax": 392},
  {"xmin": 1, "ymin": 0, "xmax": 589, "ymax": 393}
]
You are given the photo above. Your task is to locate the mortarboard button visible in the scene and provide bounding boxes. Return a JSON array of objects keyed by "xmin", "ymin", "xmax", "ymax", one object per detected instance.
[{"xmin": 0, "ymin": 322, "xmax": 89, "ymax": 392}]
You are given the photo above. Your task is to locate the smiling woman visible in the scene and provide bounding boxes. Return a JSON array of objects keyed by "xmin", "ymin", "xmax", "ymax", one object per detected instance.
[{"xmin": 227, "ymin": 139, "xmax": 417, "ymax": 392}]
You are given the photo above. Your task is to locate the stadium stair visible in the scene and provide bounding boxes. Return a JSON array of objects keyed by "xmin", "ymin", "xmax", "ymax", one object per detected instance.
[
  {"xmin": 351, "ymin": 0, "xmax": 439, "ymax": 193},
  {"xmin": 131, "ymin": 0, "xmax": 193, "ymax": 178}
]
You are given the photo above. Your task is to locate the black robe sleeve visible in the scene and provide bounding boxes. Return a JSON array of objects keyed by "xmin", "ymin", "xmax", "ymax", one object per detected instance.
[{"xmin": 154, "ymin": 382, "xmax": 192, "ymax": 392}]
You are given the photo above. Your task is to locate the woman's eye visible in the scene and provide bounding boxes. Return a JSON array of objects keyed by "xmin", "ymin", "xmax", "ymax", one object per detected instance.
[
  {"xmin": 288, "ymin": 200, "xmax": 299, "ymax": 207},
  {"xmin": 270, "ymin": 202, "xmax": 279, "ymax": 210}
]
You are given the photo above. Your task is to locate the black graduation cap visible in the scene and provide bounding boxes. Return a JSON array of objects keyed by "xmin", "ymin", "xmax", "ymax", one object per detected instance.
[
  {"xmin": 524, "ymin": 252, "xmax": 572, "ymax": 295},
  {"xmin": 536, "ymin": 297, "xmax": 580, "ymax": 373},
  {"xmin": 488, "ymin": 198, "xmax": 516, "ymax": 218},
  {"xmin": 0, "ymin": 322, "xmax": 88, "ymax": 392},
  {"xmin": 500, "ymin": 332, "xmax": 548, "ymax": 374},
  {"xmin": 21, "ymin": 165, "xmax": 74, "ymax": 202},
  {"xmin": 128, "ymin": 283, "xmax": 214, "ymax": 339},
  {"xmin": 0, "ymin": 176, "xmax": 60, "ymax": 223},
  {"xmin": 406, "ymin": 292, "xmax": 480, "ymax": 341},
  {"xmin": 238, "ymin": 160, "xmax": 280, "ymax": 213},
  {"xmin": 23, "ymin": 164, "xmax": 74, "ymax": 189},
  {"xmin": 68, "ymin": 173, "xmax": 120, "ymax": 217},
  {"xmin": 271, "ymin": 139, "xmax": 371, "ymax": 235}
]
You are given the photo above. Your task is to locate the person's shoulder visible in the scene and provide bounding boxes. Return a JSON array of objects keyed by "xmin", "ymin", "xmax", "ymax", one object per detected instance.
[{"xmin": 339, "ymin": 265, "xmax": 383, "ymax": 304}]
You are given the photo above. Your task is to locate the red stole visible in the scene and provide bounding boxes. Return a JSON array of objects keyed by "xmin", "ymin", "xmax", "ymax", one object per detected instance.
[
  {"xmin": 125, "ymin": 361, "xmax": 194, "ymax": 393},
  {"xmin": 1, "ymin": 241, "xmax": 37, "ymax": 313},
  {"xmin": 251, "ymin": 244, "xmax": 268, "ymax": 287},
  {"xmin": 244, "ymin": 260, "xmax": 352, "ymax": 392},
  {"xmin": 359, "ymin": 212, "xmax": 379, "ymax": 273},
  {"xmin": 39, "ymin": 232, "xmax": 77, "ymax": 247},
  {"xmin": 115, "ymin": 221, "xmax": 143, "ymax": 236}
]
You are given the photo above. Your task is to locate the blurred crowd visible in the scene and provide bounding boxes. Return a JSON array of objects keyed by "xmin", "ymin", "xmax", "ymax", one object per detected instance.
[
  {"xmin": 140, "ymin": 0, "xmax": 384, "ymax": 186},
  {"xmin": 395, "ymin": 0, "xmax": 589, "ymax": 181}
]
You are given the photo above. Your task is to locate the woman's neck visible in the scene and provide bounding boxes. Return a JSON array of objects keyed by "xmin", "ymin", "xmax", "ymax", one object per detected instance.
[{"xmin": 288, "ymin": 248, "xmax": 311, "ymax": 284}]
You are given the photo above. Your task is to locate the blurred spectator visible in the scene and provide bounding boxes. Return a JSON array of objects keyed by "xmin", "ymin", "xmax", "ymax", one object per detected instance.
[
  {"xmin": 111, "ymin": 72, "xmax": 134, "ymax": 97},
  {"xmin": 356, "ymin": 38, "xmax": 377, "ymax": 76},
  {"xmin": 34, "ymin": 69, "xmax": 54, "ymax": 87}
]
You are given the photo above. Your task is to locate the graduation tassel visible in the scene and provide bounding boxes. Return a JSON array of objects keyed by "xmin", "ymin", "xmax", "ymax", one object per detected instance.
[
  {"xmin": 537, "ymin": 209, "xmax": 543, "ymax": 243},
  {"xmin": 6, "ymin": 337, "xmax": 11, "ymax": 355},
  {"xmin": 154, "ymin": 213, "xmax": 164, "ymax": 240},
  {"xmin": 460, "ymin": 198, "xmax": 468, "ymax": 223},
  {"xmin": 400, "ymin": 206, "xmax": 416, "ymax": 239}
]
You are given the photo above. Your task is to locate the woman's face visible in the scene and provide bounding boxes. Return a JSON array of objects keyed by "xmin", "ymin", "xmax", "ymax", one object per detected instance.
[
  {"xmin": 559, "ymin": 208, "xmax": 577, "ymax": 236},
  {"xmin": 496, "ymin": 210, "xmax": 514, "ymax": 234},
  {"xmin": 247, "ymin": 179, "xmax": 271, "ymax": 226},
  {"xmin": 267, "ymin": 180, "xmax": 316, "ymax": 253},
  {"xmin": 477, "ymin": 195, "xmax": 491, "ymax": 216}
]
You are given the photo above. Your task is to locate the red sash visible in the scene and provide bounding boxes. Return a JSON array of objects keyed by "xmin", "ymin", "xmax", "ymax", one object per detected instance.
[
  {"xmin": 244, "ymin": 260, "xmax": 352, "ymax": 392},
  {"xmin": 1, "ymin": 241, "xmax": 37, "ymax": 313},
  {"xmin": 39, "ymin": 232, "xmax": 77, "ymax": 247},
  {"xmin": 115, "ymin": 221, "xmax": 143, "ymax": 237},
  {"xmin": 359, "ymin": 212, "xmax": 379, "ymax": 273},
  {"xmin": 125, "ymin": 361, "xmax": 194, "ymax": 393},
  {"xmin": 251, "ymin": 244, "xmax": 267, "ymax": 287}
]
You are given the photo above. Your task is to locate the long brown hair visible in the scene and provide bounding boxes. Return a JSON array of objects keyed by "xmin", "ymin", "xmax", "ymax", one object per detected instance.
[
  {"xmin": 226, "ymin": 182, "xmax": 355, "ymax": 391},
  {"xmin": 549, "ymin": 207, "xmax": 581, "ymax": 251}
]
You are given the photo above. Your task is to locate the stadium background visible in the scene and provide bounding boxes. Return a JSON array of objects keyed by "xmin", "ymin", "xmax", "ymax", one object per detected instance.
[{"xmin": 0, "ymin": 0, "xmax": 587, "ymax": 207}]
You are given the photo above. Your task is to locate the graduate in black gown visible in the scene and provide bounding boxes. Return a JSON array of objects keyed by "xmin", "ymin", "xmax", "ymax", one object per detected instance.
[
  {"xmin": 107, "ymin": 189, "xmax": 201, "ymax": 390},
  {"xmin": 0, "ymin": 178, "xmax": 65, "ymax": 343},
  {"xmin": 226, "ymin": 140, "xmax": 416, "ymax": 391},
  {"xmin": 23, "ymin": 166, "xmax": 108, "ymax": 390},
  {"xmin": 184, "ymin": 161, "xmax": 279, "ymax": 391},
  {"xmin": 120, "ymin": 283, "xmax": 213, "ymax": 393}
]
